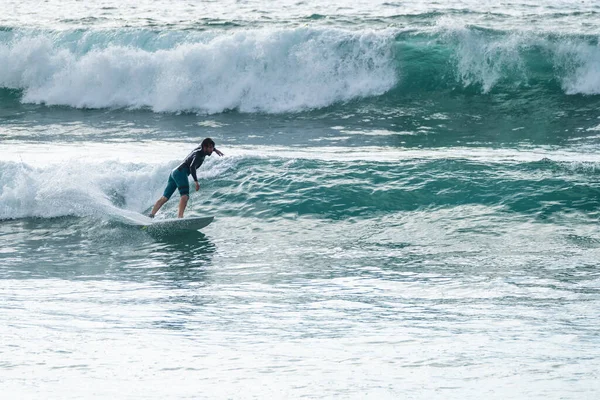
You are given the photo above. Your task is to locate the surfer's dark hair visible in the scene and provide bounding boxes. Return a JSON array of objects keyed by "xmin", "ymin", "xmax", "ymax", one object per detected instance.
[{"xmin": 201, "ymin": 138, "xmax": 215, "ymax": 148}]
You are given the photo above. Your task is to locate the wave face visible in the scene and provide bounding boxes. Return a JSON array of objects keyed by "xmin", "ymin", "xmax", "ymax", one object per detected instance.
[{"xmin": 1, "ymin": 25, "xmax": 599, "ymax": 114}]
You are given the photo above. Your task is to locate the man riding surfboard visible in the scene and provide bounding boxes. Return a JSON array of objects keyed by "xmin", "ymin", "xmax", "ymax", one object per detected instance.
[{"xmin": 149, "ymin": 138, "xmax": 224, "ymax": 218}]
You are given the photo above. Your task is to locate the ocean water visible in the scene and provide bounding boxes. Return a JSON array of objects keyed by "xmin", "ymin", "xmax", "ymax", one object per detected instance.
[{"xmin": 1, "ymin": 0, "xmax": 600, "ymax": 398}]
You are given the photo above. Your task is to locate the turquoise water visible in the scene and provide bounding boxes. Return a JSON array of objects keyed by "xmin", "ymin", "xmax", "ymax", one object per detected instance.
[{"xmin": 1, "ymin": 1, "xmax": 600, "ymax": 398}]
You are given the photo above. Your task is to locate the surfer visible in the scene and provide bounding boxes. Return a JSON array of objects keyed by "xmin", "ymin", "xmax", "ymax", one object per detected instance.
[{"xmin": 149, "ymin": 138, "xmax": 224, "ymax": 218}]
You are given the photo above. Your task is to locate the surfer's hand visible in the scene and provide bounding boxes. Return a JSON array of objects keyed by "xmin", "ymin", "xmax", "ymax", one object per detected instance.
[
  {"xmin": 214, "ymin": 148, "xmax": 224, "ymax": 157},
  {"xmin": 195, "ymin": 181, "xmax": 200, "ymax": 191}
]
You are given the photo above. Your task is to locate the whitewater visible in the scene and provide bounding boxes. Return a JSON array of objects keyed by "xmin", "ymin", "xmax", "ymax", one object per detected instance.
[{"xmin": 1, "ymin": 0, "xmax": 600, "ymax": 399}]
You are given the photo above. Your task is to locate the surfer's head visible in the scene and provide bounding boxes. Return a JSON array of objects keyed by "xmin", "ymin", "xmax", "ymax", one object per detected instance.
[{"xmin": 201, "ymin": 138, "xmax": 215, "ymax": 155}]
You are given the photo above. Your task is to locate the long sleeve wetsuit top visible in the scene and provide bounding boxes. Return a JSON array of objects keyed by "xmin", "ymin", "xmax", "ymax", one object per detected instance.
[{"xmin": 177, "ymin": 146, "xmax": 208, "ymax": 182}]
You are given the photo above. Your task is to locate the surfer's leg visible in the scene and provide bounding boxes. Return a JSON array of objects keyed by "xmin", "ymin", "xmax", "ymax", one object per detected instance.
[
  {"xmin": 150, "ymin": 174, "xmax": 177, "ymax": 217},
  {"xmin": 150, "ymin": 196, "xmax": 168, "ymax": 217},
  {"xmin": 172, "ymin": 169, "xmax": 190, "ymax": 218},
  {"xmin": 178, "ymin": 195, "xmax": 189, "ymax": 218}
]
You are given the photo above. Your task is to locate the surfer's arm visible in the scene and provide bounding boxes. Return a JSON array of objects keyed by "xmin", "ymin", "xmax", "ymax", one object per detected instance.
[
  {"xmin": 189, "ymin": 155, "xmax": 200, "ymax": 182},
  {"xmin": 189, "ymin": 152, "xmax": 206, "ymax": 183},
  {"xmin": 190, "ymin": 167, "xmax": 200, "ymax": 190}
]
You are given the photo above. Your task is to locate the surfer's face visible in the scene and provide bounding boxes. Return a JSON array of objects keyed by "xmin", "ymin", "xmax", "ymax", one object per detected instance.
[{"xmin": 203, "ymin": 144, "xmax": 214, "ymax": 155}]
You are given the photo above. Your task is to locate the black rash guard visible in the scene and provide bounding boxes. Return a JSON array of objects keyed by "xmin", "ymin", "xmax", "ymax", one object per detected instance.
[{"xmin": 177, "ymin": 146, "xmax": 210, "ymax": 182}]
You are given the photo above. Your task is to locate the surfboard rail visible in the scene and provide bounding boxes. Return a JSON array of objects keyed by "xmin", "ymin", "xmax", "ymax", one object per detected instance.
[
  {"xmin": 118, "ymin": 214, "xmax": 214, "ymax": 232},
  {"xmin": 146, "ymin": 216, "xmax": 214, "ymax": 232}
]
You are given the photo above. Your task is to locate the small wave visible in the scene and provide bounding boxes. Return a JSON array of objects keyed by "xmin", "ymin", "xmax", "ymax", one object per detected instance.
[{"xmin": 3, "ymin": 152, "xmax": 600, "ymax": 221}]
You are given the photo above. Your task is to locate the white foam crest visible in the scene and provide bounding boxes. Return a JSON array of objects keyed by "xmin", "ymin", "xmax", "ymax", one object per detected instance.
[
  {"xmin": 0, "ymin": 28, "xmax": 398, "ymax": 113},
  {"xmin": 0, "ymin": 159, "xmax": 169, "ymax": 220},
  {"xmin": 554, "ymin": 40, "xmax": 600, "ymax": 95},
  {"xmin": 0, "ymin": 151, "xmax": 241, "ymax": 220},
  {"xmin": 435, "ymin": 19, "xmax": 530, "ymax": 93},
  {"xmin": 435, "ymin": 20, "xmax": 600, "ymax": 95},
  {"xmin": 0, "ymin": 36, "xmax": 72, "ymax": 90}
]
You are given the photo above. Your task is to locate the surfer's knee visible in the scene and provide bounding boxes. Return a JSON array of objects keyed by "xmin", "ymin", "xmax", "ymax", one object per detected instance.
[{"xmin": 178, "ymin": 185, "xmax": 190, "ymax": 197}]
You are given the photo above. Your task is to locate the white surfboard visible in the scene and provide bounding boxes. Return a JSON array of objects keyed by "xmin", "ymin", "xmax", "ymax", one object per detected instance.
[
  {"xmin": 145, "ymin": 216, "xmax": 214, "ymax": 232},
  {"xmin": 117, "ymin": 213, "xmax": 214, "ymax": 232}
]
